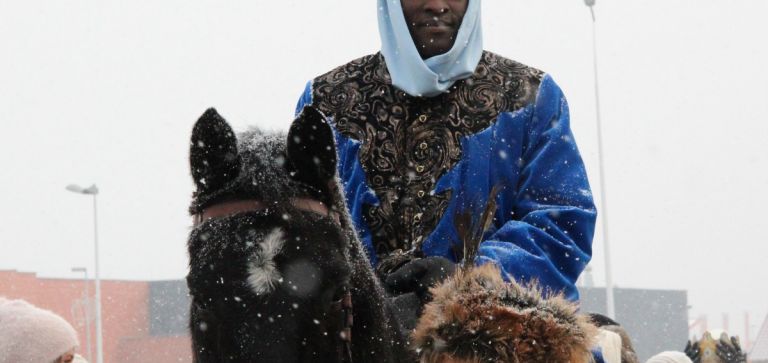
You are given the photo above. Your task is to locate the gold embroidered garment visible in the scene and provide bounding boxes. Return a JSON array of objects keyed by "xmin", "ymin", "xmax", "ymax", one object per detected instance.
[{"xmin": 310, "ymin": 52, "xmax": 543, "ymax": 259}]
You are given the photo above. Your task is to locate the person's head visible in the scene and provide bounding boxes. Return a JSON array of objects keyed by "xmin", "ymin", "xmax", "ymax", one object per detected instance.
[
  {"xmin": 401, "ymin": 0, "xmax": 469, "ymax": 58},
  {"xmin": 645, "ymin": 351, "xmax": 693, "ymax": 363},
  {"xmin": 588, "ymin": 314, "xmax": 640, "ymax": 363},
  {"xmin": 0, "ymin": 298, "xmax": 79, "ymax": 363},
  {"xmin": 602, "ymin": 325, "xmax": 640, "ymax": 363}
]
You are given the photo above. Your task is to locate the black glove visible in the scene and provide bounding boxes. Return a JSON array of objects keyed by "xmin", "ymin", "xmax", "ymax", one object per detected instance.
[
  {"xmin": 384, "ymin": 256, "xmax": 456, "ymax": 301},
  {"xmin": 684, "ymin": 340, "xmax": 701, "ymax": 363},
  {"xmin": 716, "ymin": 337, "xmax": 747, "ymax": 363}
]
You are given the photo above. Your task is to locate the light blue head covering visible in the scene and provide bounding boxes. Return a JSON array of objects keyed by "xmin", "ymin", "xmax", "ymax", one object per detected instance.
[{"xmin": 378, "ymin": 0, "xmax": 483, "ymax": 97}]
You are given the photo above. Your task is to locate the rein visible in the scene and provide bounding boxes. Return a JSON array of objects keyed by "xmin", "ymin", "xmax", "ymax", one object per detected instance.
[
  {"xmin": 331, "ymin": 289, "xmax": 355, "ymax": 363},
  {"xmin": 193, "ymin": 197, "xmax": 353, "ymax": 362}
]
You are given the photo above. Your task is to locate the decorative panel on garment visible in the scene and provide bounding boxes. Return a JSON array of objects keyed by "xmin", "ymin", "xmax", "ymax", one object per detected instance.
[{"xmin": 312, "ymin": 51, "xmax": 544, "ymax": 260}]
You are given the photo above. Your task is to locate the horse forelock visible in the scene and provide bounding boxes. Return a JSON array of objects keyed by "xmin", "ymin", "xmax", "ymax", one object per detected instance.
[
  {"xmin": 190, "ymin": 128, "xmax": 298, "ymax": 214},
  {"xmin": 246, "ymin": 227, "xmax": 286, "ymax": 295}
]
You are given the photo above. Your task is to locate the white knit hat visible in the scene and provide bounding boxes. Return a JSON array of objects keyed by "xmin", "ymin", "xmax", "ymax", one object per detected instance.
[
  {"xmin": 646, "ymin": 351, "xmax": 693, "ymax": 363},
  {"xmin": 0, "ymin": 297, "xmax": 79, "ymax": 363}
]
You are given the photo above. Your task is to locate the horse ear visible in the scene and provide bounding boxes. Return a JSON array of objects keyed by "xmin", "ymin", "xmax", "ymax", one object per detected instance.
[
  {"xmin": 189, "ymin": 108, "xmax": 241, "ymax": 193},
  {"xmin": 286, "ymin": 106, "xmax": 337, "ymax": 200}
]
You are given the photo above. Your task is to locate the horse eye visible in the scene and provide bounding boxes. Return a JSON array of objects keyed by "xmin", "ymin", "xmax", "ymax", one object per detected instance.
[
  {"xmin": 191, "ymin": 297, "xmax": 207, "ymax": 309},
  {"xmin": 193, "ymin": 302, "xmax": 216, "ymax": 319}
]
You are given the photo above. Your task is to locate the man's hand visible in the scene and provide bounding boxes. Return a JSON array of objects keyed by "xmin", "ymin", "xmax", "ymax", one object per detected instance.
[
  {"xmin": 384, "ymin": 256, "xmax": 456, "ymax": 301},
  {"xmin": 684, "ymin": 340, "xmax": 701, "ymax": 363},
  {"xmin": 716, "ymin": 337, "xmax": 747, "ymax": 363}
]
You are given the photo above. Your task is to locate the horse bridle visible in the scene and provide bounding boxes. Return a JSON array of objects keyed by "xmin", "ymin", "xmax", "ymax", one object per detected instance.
[
  {"xmin": 193, "ymin": 198, "xmax": 354, "ymax": 363},
  {"xmin": 192, "ymin": 198, "xmax": 340, "ymax": 227}
]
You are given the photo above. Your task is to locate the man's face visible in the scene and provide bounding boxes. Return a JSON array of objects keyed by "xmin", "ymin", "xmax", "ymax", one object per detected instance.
[{"xmin": 401, "ymin": 0, "xmax": 469, "ymax": 59}]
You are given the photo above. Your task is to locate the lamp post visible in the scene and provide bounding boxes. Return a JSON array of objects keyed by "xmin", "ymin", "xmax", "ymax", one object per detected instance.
[
  {"xmin": 583, "ymin": 0, "xmax": 616, "ymax": 319},
  {"xmin": 71, "ymin": 267, "xmax": 93, "ymax": 363},
  {"xmin": 66, "ymin": 184, "xmax": 103, "ymax": 363}
]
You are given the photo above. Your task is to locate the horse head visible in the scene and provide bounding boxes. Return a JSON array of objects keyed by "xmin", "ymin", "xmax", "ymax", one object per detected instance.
[{"xmin": 186, "ymin": 106, "xmax": 354, "ymax": 362}]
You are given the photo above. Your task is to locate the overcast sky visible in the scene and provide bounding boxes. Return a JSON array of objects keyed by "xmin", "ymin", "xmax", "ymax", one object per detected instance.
[{"xmin": 1, "ymin": 0, "xmax": 766, "ymax": 341}]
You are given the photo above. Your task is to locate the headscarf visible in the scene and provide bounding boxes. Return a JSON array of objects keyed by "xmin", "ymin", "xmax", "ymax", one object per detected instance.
[
  {"xmin": 594, "ymin": 329, "xmax": 623, "ymax": 363},
  {"xmin": 377, "ymin": 0, "xmax": 483, "ymax": 97},
  {"xmin": 0, "ymin": 297, "xmax": 79, "ymax": 363}
]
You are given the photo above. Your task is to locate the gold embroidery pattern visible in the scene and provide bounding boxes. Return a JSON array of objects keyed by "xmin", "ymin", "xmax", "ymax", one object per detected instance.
[{"xmin": 312, "ymin": 52, "xmax": 543, "ymax": 258}]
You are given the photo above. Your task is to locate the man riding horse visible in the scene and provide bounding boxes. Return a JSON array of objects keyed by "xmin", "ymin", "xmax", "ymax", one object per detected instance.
[
  {"xmin": 185, "ymin": 1, "xmax": 600, "ymax": 361},
  {"xmin": 296, "ymin": 0, "xmax": 596, "ymax": 325}
]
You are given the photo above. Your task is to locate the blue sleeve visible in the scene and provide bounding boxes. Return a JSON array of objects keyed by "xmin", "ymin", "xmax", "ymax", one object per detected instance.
[
  {"xmin": 294, "ymin": 81, "xmax": 313, "ymax": 116},
  {"xmin": 477, "ymin": 75, "xmax": 597, "ymax": 301}
]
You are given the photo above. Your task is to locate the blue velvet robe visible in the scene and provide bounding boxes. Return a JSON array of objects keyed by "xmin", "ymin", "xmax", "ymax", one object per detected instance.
[{"xmin": 296, "ymin": 52, "xmax": 596, "ymax": 301}]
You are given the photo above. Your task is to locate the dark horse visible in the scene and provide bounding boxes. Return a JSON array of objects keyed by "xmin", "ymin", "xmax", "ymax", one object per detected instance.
[{"xmin": 185, "ymin": 107, "xmax": 412, "ymax": 362}]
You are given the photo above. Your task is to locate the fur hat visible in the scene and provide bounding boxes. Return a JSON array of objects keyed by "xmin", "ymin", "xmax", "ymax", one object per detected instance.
[
  {"xmin": 412, "ymin": 264, "xmax": 598, "ymax": 363},
  {"xmin": 0, "ymin": 297, "xmax": 79, "ymax": 363},
  {"xmin": 645, "ymin": 351, "xmax": 693, "ymax": 363}
]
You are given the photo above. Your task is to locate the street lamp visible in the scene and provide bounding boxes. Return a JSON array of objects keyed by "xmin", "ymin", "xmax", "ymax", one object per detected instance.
[
  {"xmin": 71, "ymin": 267, "xmax": 93, "ymax": 363},
  {"xmin": 583, "ymin": 0, "xmax": 616, "ymax": 320},
  {"xmin": 66, "ymin": 184, "xmax": 103, "ymax": 363}
]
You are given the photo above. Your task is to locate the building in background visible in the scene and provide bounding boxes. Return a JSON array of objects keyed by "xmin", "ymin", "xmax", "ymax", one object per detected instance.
[
  {"xmin": 0, "ymin": 270, "xmax": 191, "ymax": 363},
  {"xmin": 579, "ymin": 286, "xmax": 689, "ymax": 361}
]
